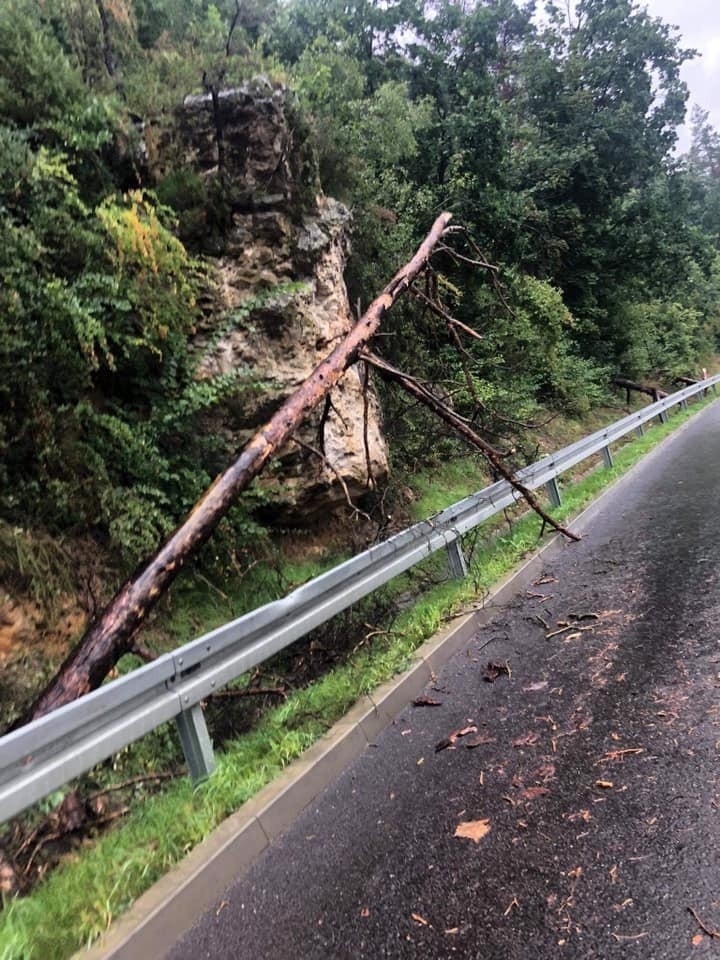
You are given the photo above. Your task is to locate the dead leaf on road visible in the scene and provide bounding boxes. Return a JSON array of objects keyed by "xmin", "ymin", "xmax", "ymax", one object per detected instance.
[
  {"xmin": 413, "ymin": 695, "xmax": 442, "ymax": 707},
  {"xmin": 360, "ymin": 907, "xmax": 370, "ymax": 918},
  {"xmin": 454, "ymin": 819, "xmax": 491, "ymax": 844},
  {"xmin": 595, "ymin": 780, "xmax": 614, "ymax": 789}
]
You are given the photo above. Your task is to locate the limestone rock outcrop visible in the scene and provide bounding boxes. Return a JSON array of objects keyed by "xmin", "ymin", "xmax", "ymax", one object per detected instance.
[{"xmin": 172, "ymin": 81, "xmax": 389, "ymax": 519}]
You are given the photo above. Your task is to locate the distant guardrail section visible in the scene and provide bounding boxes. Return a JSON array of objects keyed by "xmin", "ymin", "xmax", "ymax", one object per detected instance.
[{"xmin": 1, "ymin": 375, "xmax": 717, "ymax": 823}]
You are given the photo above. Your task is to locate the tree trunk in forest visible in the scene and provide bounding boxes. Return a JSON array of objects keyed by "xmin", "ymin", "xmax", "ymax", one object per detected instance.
[
  {"xmin": 17, "ymin": 213, "xmax": 452, "ymax": 727},
  {"xmin": 612, "ymin": 377, "xmax": 668, "ymax": 404},
  {"xmin": 672, "ymin": 375, "xmax": 698, "ymax": 387},
  {"xmin": 94, "ymin": 0, "xmax": 116, "ymax": 78}
]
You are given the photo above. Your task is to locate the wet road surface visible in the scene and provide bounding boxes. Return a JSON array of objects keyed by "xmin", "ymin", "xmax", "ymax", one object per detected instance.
[{"xmin": 168, "ymin": 401, "xmax": 720, "ymax": 959}]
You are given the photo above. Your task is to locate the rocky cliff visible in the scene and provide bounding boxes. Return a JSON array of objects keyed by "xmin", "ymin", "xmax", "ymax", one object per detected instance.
[{"xmin": 168, "ymin": 80, "xmax": 389, "ymax": 520}]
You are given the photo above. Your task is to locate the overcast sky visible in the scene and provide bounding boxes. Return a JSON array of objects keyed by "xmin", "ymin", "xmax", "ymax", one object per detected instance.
[{"xmin": 642, "ymin": 0, "xmax": 720, "ymax": 150}]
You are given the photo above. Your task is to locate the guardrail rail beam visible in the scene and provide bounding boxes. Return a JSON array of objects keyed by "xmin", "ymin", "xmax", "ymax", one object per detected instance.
[{"xmin": 1, "ymin": 373, "xmax": 717, "ymax": 824}]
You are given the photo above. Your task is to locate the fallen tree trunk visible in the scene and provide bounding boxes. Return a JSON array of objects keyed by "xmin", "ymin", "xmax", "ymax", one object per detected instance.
[
  {"xmin": 19, "ymin": 213, "xmax": 453, "ymax": 725},
  {"xmin": 363, "ymin": 351, "xmax": 580, "ymax": 542},
  {"xmin": 672, "ymin": 375, "xmax": 698, "ymax": 387},
  {"xmin": 612, "ymin": 377, "xmax": 668, "ymax": 404}
]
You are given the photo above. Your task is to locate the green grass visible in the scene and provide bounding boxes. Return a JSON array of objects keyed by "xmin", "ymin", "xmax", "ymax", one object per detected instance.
[
  {"xmin": 0, "ymin": 393, "xmax": 714, "ymax": 960},
  {"xmin": 408, "ymin": 455, "xmax": 488, "ymax": 519}
]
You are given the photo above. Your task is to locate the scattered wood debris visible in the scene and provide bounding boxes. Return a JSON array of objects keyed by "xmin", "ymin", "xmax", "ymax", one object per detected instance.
[
  {"xmin": 597, "ymin": 747, "xmax": 644, "ymax": 764},
  {"xmin": 465, "ymin": 732, "xmax": 496, "ymax": 749},
  {"xmin": 411, "ymin": 912, "xmax": 430, "ymax": 926},
  {"xmin": 688, "ymin": 906, "xmax": 720, "ymax": 939},
  {"xmin": 518, "ymin": 786, "xmax": 549, "ymax": 801},
  {"xmin": 483, "ymin": 661, "xmax": 511, "ymax": 682},
  {"xmin": 513, "ymin": 731, "xmax": 539, "ymax": 747},
  {"xmin": 527, "ymin": 614, "xmax": 550, "ymax": 630},
  {"xmin": 413, "ymin": 695, "xmax": 442, "ymax": 707},
  {"xmin": 566, "ymin": 809, "xmax": 591, "ymax": 823},
  {"xmin": 503, "ymin": 896, "xmax": 520, "ymax": 916},
  {"xmin": 435, "ymin": 724, "xmax": 478, "ymax": 752},
  {"xmin": 545, "ymin": 623, "xmax": 593, "ymax": 640}
]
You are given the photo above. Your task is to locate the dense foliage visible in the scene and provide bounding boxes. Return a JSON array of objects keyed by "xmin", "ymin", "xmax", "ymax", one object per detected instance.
[{"xmin": 1, "ymin": 0, "xmax": 719, "ymax": 569}]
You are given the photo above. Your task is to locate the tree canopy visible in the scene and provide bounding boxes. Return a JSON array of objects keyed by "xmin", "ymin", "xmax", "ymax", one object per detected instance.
[{"xmin": 1, "ymin": 0, "xmax": 719, "ymax": 570}]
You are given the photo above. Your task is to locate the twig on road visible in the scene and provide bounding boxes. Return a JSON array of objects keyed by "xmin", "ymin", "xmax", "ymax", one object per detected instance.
[{"xmin": 688, "ymin": 906, "xmax": 720, "ymax": 939}]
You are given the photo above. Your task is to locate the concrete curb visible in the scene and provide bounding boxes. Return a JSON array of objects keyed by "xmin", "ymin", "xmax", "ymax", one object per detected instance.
[{"xmin": 76, "ymin": 402, "xmax": 712, "ymax": 960}]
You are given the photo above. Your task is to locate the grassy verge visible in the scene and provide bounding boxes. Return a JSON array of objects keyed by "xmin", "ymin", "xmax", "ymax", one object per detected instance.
[{"xmin": 0, "ymin": 393, "xmax": 715, "ymax": 960}]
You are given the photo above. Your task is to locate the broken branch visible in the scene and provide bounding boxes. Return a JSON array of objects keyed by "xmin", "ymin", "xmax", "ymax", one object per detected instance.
[
  {"xmin": 18, "ymin": 213, "xmax": 453, "ymax": 725},
  {"xmin": 362, "ymin": 351, "xmax": 580, "ymax": 543}
]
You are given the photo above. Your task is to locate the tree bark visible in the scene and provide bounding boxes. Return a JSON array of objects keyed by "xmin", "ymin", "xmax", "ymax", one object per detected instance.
[
  {"xmin": 20, "ymin": 213, "xmax": 452, "ymax": 725},
  {"xmin": 94, "ymin": 0, "xmax": 116, "ymax": 78}
]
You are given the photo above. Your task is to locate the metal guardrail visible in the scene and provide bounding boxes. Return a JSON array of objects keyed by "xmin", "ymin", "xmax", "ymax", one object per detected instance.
[{"xmin": 1, "ymin": 376, "xmax": 717, "ymax": 824}]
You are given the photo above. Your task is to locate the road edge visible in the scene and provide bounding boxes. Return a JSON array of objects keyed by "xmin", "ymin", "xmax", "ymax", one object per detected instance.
[{"xmin": 75, "ymin": 403, "xmax": 712, "ymax": 960}]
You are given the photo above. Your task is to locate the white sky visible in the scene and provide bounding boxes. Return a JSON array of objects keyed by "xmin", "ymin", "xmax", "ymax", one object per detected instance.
[{"xmin": 642, "ymin": 0, "xmax": 720, "ymax": 150}]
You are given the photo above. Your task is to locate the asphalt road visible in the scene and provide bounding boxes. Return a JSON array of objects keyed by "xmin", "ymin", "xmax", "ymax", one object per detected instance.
[{"xmin": 168, "ymin": 400, "xmax": 720, "ymax": 960}]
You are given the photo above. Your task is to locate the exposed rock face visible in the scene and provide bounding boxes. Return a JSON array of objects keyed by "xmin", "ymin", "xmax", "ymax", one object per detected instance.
[{"xmin": 174, "ymin": 81, "xmax": 389, "ymax": 519}]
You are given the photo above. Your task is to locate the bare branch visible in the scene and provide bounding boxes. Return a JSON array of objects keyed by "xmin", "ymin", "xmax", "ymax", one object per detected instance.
[
  {"xmin": 363, "ymin": 351, "xmax": 580, "ymax": 543},
  {"xmin": 291, "ymin": 435, "xmax": 372, "ymax": 522}
]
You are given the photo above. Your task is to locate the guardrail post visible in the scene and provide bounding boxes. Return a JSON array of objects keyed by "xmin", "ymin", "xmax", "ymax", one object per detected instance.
[
  {"xmin": 680, "ymin": 398, "xmax": 688, "ymax": 411},
  {"xmin": 657, "ymin": 409, "xmax": 669, "ymax": 425},
  {"xmin": 446, "ymin": 538, "xmax": 468, "ymax": 579},
  {"xmin": 635, "ymin": 423, "xmax": 644, "ymax": 438},
  {"xmin": 176, "ymin": 705, "xmax": 216, "ymax": 782},
  {"xmin": 545, "ymin": 477, "xmax": 561, "ymax": 508},
  {"xmin": 601, "ymin": 445, "xmax": 614, "ymax": 468}
]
